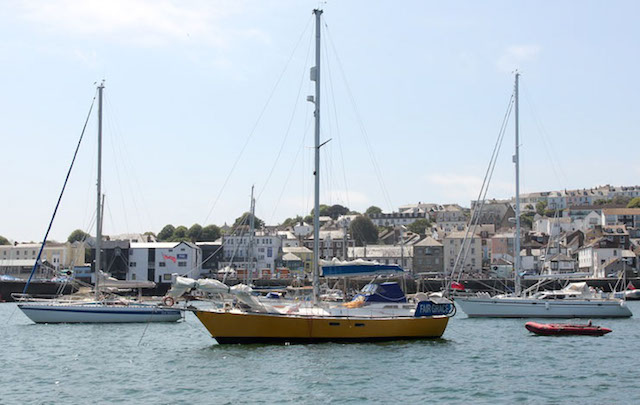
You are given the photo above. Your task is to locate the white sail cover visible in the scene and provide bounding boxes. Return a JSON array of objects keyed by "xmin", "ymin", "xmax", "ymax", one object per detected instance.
[{"xmin": 166, "ymin": 277, "xmax": 273, "ymax": 312}]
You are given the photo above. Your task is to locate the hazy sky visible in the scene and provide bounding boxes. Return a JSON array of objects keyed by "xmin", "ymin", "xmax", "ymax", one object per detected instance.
[{"xmin": 1, "ymin": 0, "xmax": 639, "ymax": 242}]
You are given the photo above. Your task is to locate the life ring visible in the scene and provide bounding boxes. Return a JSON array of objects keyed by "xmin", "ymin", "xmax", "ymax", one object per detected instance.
[{"xmin": 162, "ymin": 296, "xmax": 175, "ymax": 307}]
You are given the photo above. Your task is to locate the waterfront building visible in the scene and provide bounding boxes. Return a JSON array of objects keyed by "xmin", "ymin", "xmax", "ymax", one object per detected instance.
[
  {"xmin": 196, "ymin": 241, "xmax": 223, "ymax": 277},
  {"xmin": 490, "ymin": 232, "xmax": 515, "ymax": 264},
  {"xmin": 303, "ymin": 229, "xmax": 353, "ymax": 261},
  {"xmin": 220, "ymin": 231, "xmax": 282, "ymax": 279},
  {"xmin": 0, "ymin": 241, "xmax": 87, "ymax": 278},
  {"xmin": 282, "ymin": 246, "xmax": 313, "ymax": 273},
  {"xmin": 533, "ymin": 216, "xmax": 575, "ymax": 237},
  {"xmin": 128, "ymin": 241, "xmax": 202, "ymax": 284},
  {"xmin": 412, "ymin": 236, "xmax": 444, "ymax": 275},
  {"xmin": 443, "ymin": 231, "xmax": 482, "ymax": 275}
]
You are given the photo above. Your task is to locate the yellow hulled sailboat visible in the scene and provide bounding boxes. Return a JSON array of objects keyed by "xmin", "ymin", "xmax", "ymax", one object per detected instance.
[{"xmin": 171, "ymin": 9, "xmax": 455, "ymax": 344}]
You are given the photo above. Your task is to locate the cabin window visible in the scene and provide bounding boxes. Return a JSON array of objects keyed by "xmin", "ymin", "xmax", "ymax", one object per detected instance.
[
  {"xmin": 178, "ymin": 261, "xmax": 187, "ymax": 267},
  {"xmin": 159, "ymin": 262, "xmax": 166, "ymax": 267},
  {"xmin": 130, "ymin": 262, "xmax": 136, "ymax": 267}
]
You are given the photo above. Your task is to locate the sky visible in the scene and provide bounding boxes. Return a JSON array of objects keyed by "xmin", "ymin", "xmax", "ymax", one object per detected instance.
[{"xmin": 1, "ymin": 0, "xmax": 639, "ymax": 242}]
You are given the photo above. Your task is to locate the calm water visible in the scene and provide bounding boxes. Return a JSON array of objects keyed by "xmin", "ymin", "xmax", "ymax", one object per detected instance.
[{"xmin": 2, "ymin": 302, "xmax": 640, "ymax": 404}]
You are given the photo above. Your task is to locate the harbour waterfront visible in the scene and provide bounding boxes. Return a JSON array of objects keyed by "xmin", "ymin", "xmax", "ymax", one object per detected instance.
[{"xmin": 2, "ymin": 302, "xmax": 640, "ymax": 404}]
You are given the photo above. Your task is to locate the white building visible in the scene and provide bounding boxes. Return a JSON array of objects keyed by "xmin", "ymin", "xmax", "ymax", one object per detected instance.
[
  {"xmin": 0, "ymin": 242, "xmax": 86, "ymax": 276},
  {"xmin": 220, "ymin": 231, "xmax": 282, "ymax": 279},
  {"xmin": 533, "ymin": 216, "xmax": 575, "ymax": 237},
  {"xmin": 578, "ymin": 244, "xmax": 623, "ymax": 278},
  {"xmin": 128, "ymin": 241, "xmax": 202, "ymax": 283},
  {"xmin": 443, "ymin": 231, "xmax": 483, "ymax": 275}
]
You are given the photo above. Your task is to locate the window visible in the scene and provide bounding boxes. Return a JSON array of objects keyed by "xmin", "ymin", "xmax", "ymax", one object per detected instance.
[
  {"xmin": 130, "ymin": 262, "xmax": 137, "ymax": 267},
  {"xmin": 178, "ymin": 261, "xmax": 187, "ymax": 267},
  {"xmin": 131, "ymin": 274, "xmax": 136, "ymax": 280},
  {"xmin": 159, "ymin": 262, "xmax": 166, "ymax": 267},
  {"xmin": 163, "ymin": 274, "xmax": 173, "ymax": 281}
]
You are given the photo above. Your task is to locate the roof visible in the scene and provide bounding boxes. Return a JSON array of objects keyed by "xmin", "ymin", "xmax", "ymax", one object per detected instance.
[
  {"xmin": 130, "ymin": 241, "xmax": 199, "ymax": 249},
  {"xmin": 602, "ymin": 208, "xmax": 640, "ymax": 216},
  {"xmin": 283, "ymin": 246, "xmax": 312, "ymax": 254},
  {"xmin": 282, "ymin": 252, "xmax": 302, "ymax": 261},
  {"xmin": 415, "ymin": 236, "xmax": 443, "ymax": 247}
]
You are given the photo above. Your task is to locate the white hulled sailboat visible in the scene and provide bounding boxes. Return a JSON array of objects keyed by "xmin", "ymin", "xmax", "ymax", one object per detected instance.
[{"xmin": 455, "ymin": 74, "xmax": 632, "ymax": 318}]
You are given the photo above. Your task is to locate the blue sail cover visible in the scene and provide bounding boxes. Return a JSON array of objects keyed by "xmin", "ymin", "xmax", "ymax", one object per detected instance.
[
  {"xmin": 359, "ymin": 282, "xmax": 407, "ymax": 303},
  {"xmin": 320, "ymin": 263, "xmax": 404, "ymax": 277}
]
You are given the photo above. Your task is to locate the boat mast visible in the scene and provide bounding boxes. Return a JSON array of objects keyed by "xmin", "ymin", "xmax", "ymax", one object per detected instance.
[
  {"xmin": 311, "ymin": 9, "xmax": 323, "ymax": 304},
  {"xmin": 514, "ymin": 72, "xmax": 521, "ymax": 296},
  {"xmin": 95, "ymin": 81, "xmax": 104, "ymax": 301},
  {"xmin": 247, "ymin": 185, "xmax": 256, "ymax": 285}
]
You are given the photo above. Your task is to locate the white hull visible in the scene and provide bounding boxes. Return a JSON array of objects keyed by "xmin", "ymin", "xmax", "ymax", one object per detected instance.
[
  {"xmin": 18, "ymin": 302, "xmax": 182, "ymax": 323},
  {"xmin": 455, "ymin": 296, "xmax": 632, "ymax": 318}
]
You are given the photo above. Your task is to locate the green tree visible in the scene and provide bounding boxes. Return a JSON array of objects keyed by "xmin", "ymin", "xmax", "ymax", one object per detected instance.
[
  {"xmin": 281, "ymin": 216, "xmax": 303, "ymax": 228},
  {"xmin": 303, "ymin": 215, "xmax": 313, "ymax": 224},
  {"xmin": 612, "ymin": 195, "xmax": 632, "ymax": 205},
  {"xmin": 187, "ymin": 224, "xmax": 203, "ymax": 242},
  {"xmin": 350, "ymin": 215, "xmax": 378, "ymax": 246},
  {"xmin": 0, "ymin": 235, "xmax": 10, "ymax": 245},
  {"xmin": 157, "ymin": 225, "xmax": 175, "ymax": 241},
  {"xmin": 172, "ymin": 226, "xmax": 189, "ymax": 241},
  {"xmin": 200, "ymin": 225, "xmax": 221, "ymax": 241},
  {"xmin": 310, "ymin": 204, "xmax": 330, "ymax": 218},
  {"xmin": 365, "ymin": 206, "xmax": 382, "ymax": 217},
  {"xmin": 520, "ymin": 213, "xmax": 535, "ymax": 229},
  {"xmin": 326, "ymin": 204, "xmax": 350, "ymax": 220},
  {"xmin": 407, "ymin": 218, "xmax": 431, "ymax": 235},
  {"xmin": 67, "ymin": 229, "xmax": 90, "ymax": 243},
  {"xmin": 628, "ymin": 197, "xmax": 640, "ymax": 208},
  {"xmin": 233, "ymin": 212, "xmax": 265, "ymax": 229},
  {"xmin": 535, "ymin": 201, "xmax": 547, "ymax": 216}
]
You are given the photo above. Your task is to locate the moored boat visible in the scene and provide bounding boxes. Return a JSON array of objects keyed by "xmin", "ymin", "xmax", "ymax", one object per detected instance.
[{"xmin": 525, "ymin": 321, "xmax": 612, "ymax": 336}]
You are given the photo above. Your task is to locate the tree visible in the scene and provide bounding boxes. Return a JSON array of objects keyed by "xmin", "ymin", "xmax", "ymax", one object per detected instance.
[
  {"xmin": 281, "ymin": 216, "xmax": 303, "ymax": 228},
  {"xmin": 67, "ymin": 229, "xmax": 90, "ymax": 243},
  {"xmin": 233, "ymin": 212, "xmax": 265, "ymax": 229},
  {"xmin": 157, "ymin": 225, "xmax": 175, "ymax": 241},
  {"xmin": 187, "ymin": 224, "xmax": 203, "ymax": 242},
  {"xmin": 310, "ymin": 204, "xmax": 330, "ymax": 218},
  {"xmin": 628, "ymin": 197, "xmax": 640, "ymax": 208},
  {"xmin": 520, "ymin": 213, "xmax": 535, "ymax": 229},
  {"xmin": 350, "ymin": 215, "xmax": 378, "ymax": 246},
  {"xmin": 365, "ymin": 206, "xmax": 382, "ymax": 217},
  {"xmin": 612, "ymin": 195, "xmax": 632, "ymax": 205},
  {"xmin": 326, "ymin": 204, "xmax": 349, "ymax": 220},
  {"xmin": 0, "ymin": 235, "xmax": 10, "ymax": 245},
  {"xmin": 200, "ymin": 225, "xmax": 221, "ymax": 241},
  {"xmin": 172, "ymin": 226, "xmax": 188, "ymax": 241},
  {"xmin": 407, "ymin": 218, "xmax": 431, "ymax": 235},
  {"xmin": 535, "ymin": 201, "xmax": 547, "ymax": 216}
]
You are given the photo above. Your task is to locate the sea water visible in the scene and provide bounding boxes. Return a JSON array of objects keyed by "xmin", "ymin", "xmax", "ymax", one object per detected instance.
[{"xmin": 1, "ymin": 301, "xmax": 639, "ymax": 404}]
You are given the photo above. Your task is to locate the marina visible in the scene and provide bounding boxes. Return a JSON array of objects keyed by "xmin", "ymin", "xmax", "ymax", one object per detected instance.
[
  {"xmin": 1, "ymin": 1, "xmax": 640, "ymax": 403},
  {"xmin": 2, "ymin": 300, "xmax": 640, "ymax": 404}
]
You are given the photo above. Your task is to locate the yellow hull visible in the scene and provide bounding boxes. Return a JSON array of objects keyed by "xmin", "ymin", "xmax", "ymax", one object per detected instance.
[{"xmin": 195, "ymin": 310, "xmax": 450, "ymax": 344}]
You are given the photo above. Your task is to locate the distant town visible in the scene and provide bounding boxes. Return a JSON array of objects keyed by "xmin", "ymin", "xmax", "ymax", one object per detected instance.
[{"xmin": 2, "ymin": 184, "xmax": 639, "ymax": 285}]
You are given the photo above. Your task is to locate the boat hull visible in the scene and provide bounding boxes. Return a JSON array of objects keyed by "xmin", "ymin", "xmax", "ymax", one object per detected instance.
[
  {"xmin": 195, "ymin": 310, "xmax": 450, "ymax": 344},
  {"xmin": 18, "ymin": 303, "xmax": 182, "ymax": 323},
  {"xmin": 455, "ymin": 297, "xmax": 632, "ymax": 318}
]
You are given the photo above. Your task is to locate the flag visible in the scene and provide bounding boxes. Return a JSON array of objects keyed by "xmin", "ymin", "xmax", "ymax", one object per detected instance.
[{"xmin": 451, "ymin": 281, "xmax": 465, "ymax": 291}]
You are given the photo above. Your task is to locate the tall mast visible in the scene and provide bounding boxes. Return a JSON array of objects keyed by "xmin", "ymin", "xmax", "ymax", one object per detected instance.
[
  {"xmin": 247, "ymin": 185, "xmax": 255, "ymax": 285},
  {"xmin": 95, "ymin": 81, "xmax": 104, "ymax": 300},
  {"xmin": 514, "ymin": 72, "xmax": 521, "ymax": 296},
  {"xmin": 311, "ymin": 9, "xmax": 323, "ymax": 304}
]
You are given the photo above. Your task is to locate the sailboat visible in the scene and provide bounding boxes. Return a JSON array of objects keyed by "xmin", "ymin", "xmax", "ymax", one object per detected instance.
[
  {"xmin": 17, "ymin": 83, "xmax": 182, "ymax": 323},
  {"xmin": 176, "ymin": 9, "xmax": 455, "ymax": 343},
  {"xmin": 454, "ymin": 73, "xmax": 632, "ymax": 318}
]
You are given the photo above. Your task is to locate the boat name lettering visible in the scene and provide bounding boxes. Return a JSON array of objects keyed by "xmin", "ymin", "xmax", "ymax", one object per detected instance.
[{"xmin": 414, "ymin": 301, "xmax": 452, "ymax": 317}]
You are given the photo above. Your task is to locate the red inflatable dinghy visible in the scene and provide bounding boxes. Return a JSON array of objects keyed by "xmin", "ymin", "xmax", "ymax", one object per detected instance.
[{"xmin": 525, "ymin": 321, "xmax": 612, "ymax": 336}]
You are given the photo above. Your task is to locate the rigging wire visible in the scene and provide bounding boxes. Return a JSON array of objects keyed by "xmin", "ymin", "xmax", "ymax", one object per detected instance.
[
  {"xmin": 323, "ymin": 19, "xmax": 395, "ymax": 212},
  {"xmin": 200, "ymin": 15, "xmax": 314, "ymax": 228},
  {"xmin": 22, "ymin": 89, "xmax": 98, "ymax": 294},
  {"xmin": 448, "ymin": 91, "xmax": 515, "ymax": 285},
  {"xmin": 257, "ymin": 20, "xmax": 315, "ymax": 204}
]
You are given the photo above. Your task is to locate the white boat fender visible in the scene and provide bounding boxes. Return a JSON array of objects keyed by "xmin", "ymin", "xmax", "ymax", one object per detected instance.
[{"xmin": 163, "ymin": 296, "xmax": 175, "ymax": 307}]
